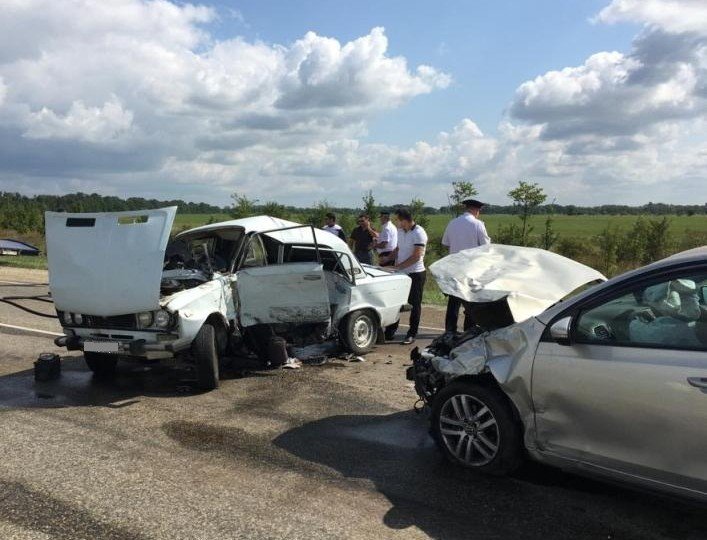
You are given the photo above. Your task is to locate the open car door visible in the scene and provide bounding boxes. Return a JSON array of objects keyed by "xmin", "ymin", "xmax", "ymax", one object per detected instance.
[{"xmin": 235, "ymin": 225, "xmax": 331, "ymax": 328}]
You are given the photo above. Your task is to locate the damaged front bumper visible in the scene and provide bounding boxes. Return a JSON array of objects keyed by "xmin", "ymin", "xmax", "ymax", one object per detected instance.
[{"xmin": 55, "ymin": 328, "xmax": 186, "ymax": 359}]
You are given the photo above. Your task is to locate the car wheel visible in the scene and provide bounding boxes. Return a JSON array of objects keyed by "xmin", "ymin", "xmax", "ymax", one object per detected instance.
[
  {"xmin": 84, "ymin": 352, "xmax": 118, "ymax": 379},
  {"xmin": 192, "ymin": 323, "xmax": 220, "ymax": 391},
  {"xmin": 342, "ymin": 310, "xmax": 378, "ymax": 354},
  {"xmin": 431, "ymin": 380, "xmax": 522, "ymax": 474}
]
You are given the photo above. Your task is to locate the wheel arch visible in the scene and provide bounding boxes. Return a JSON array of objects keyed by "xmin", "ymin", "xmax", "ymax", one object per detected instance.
[
  {"xmin": 450, "ymin": 373, "xmax": 525, "ymax": 433},
  {"xmin": 202, "ymin": 312, "xmax": 230, "ymax": 353},
  {"xmin": 339, "ymin": 306, "xmax": 381, "ymax": 331}
]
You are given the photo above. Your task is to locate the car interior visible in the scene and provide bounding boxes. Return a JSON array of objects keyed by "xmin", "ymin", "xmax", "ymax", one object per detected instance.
[{"xmin": 575, "ymin": 273, "xmax": 707, "ymax": 348}]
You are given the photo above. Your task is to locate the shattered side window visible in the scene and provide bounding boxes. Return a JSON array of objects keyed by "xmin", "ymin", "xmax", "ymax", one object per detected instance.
[{"xmin": 242, "ymin": 237, "xmax": 267, "ymax": 268}]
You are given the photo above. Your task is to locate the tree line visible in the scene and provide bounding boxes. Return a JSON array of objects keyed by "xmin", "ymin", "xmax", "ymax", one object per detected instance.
[{"xmin": 0, "ymin": 192, "xmax": 228, "ymax": 233}]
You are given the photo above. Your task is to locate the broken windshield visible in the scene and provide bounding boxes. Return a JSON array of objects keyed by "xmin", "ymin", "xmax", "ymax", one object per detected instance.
[{"xmin": 165, "ymin": 229, "xmax": 244, "ymax": 274}]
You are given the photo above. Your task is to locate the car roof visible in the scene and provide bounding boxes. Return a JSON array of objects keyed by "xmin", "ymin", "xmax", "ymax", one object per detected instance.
[
  {"xmin": 176, "ymin": 214, "xmax": 356, "ymax": 261},
  {"xmin": 179, "ymin": 215, "xmax": 299, "ymax": 235}
]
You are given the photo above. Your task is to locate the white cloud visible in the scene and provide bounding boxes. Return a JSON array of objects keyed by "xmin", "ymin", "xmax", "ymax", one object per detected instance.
[
  {"xmin": 596, "ymin": 0, "xmax": 707, "ymax": 35},
  {"xmin": 24, "ymin": 97, "xmax": 134, "ymax": 143},
  {"xmin": 1, "ymin": 0, "xmax": 707, "ymax": 207}
]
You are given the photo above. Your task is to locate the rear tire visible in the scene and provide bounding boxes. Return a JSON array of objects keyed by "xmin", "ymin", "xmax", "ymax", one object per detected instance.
[
  {"xmin": 192, "ymin": 323, "xmax": 220, "ymax": 391},
  {"xmin": 431, "ymin": 380, "xmax": 522, "ymax": 475},
  {"xmin": 84, "ymin": 352, "xmax": 118, "ymax": 379},
  {"xmin": 342, "ymin": 310, "xmax": 378, "ymax": 355}
]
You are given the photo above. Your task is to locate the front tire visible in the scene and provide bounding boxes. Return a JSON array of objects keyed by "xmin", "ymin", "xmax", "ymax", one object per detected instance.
[
  {"xmin": 431, "ymin": 380, "xmax": 522, "ymax": 475},
  {"xmin": 342, "ymin": 310, "xmax": 378, "ymax": 355},
  {"xmin": 192, "ymin": 323, "xmax": 220, "ymax": 391},
  {"xmin": 84, "ymin": 352, "xmax": 118, "ymax": 379}
]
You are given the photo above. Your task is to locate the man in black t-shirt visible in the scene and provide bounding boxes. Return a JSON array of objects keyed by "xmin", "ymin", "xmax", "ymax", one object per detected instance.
[{"xmin": 349, "ymin": 213, "xmax": 378, "ymax": 264}]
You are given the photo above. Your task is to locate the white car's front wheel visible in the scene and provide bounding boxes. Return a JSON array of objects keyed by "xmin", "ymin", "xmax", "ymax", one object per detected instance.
[
  {"xmin": 342, "ymin": 310, "xmax": 378, "ymax": 355},
  {"xmin": 192, "ymin": 323, "xmax": 220, "ymax": 391}
]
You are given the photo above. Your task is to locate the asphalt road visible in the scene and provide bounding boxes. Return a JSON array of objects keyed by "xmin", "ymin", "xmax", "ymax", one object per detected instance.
[{"xmin": 0, "ymin": 271, "xmax": 704, "ymax": 539}]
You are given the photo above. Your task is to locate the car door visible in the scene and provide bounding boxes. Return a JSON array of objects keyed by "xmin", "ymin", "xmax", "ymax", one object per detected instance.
[
  {"xmin": 532, "ymin": 266, "xmax": 707, "ymax": 496},
  {"xmin": 234, "ymin": 228, "xmax": 331, "ymax": 329}
]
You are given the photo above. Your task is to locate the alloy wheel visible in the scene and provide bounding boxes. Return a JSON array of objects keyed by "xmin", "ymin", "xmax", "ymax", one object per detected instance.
[{"xmin": 439, "ymin": 393, "xmax": 500, "ymax": 466}]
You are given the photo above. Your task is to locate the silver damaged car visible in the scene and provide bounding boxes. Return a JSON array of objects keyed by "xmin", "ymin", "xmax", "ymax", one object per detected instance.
[{"xmin": 409, "ymin": 244, "xmax": 707, "ymax": 501}]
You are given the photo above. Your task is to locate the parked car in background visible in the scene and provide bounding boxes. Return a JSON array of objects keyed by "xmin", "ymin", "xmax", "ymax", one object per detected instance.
[
  {"xmin": 410, "ymin": 244, "xmax": 707, "ymax": 502},
  {"xmin": 0, "ymin": 238, "xmax": 40, "ymax": 256},
  {"xmin": 47, "ymin": 208, "xmax": 411, "ymax": 390}
]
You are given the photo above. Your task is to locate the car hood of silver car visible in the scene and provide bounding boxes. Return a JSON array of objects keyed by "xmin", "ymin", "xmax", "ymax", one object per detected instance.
[{"xmin": 429, "ymin": 244, "xmax": 606, "ymax": 323}]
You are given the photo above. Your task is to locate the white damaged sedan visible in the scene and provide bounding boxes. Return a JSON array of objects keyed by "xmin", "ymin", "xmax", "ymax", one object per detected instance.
[
  {"xmin": 410, "ymin": 244, "xmax": 707, "ymax": 501},
  {"xmin": 47, "ymin": 207, "xmax": 411, "ymax": 390}
]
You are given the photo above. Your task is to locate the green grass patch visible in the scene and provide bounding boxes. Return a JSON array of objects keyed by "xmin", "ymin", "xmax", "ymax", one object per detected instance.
[{"xmin": 0, "ymin": 254, "xmax": 48, "ymax": 270}]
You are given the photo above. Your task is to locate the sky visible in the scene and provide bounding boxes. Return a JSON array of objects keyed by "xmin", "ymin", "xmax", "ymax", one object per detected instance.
[{"xmin": 1, "ymin": 0, "xmax": 706, "ymax": 207}]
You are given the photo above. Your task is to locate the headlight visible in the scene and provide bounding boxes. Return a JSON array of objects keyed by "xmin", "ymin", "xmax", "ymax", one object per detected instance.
[
  {"xmin": 62, "ymin": 312, "xmax": 73, "ymax": 325},
  {"xmin": 73, "ymin": 313, "xmax": 83, "ymax": 325},
  {"xmin": 154, "ymin": 309, "xmax": 171, "ymax": 328},
  {"xmin": 137, "ymin": 312, "xmax": 154, "ymax": 327}
]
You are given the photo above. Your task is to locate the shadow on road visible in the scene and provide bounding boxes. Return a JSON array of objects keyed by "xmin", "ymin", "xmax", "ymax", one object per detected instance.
[
  {"xmin": 0, "ymin": 356, "xmax": 198, "ymax": 408},
  {"xmin": 0, "ymin": 479, "xmax": 148, "ymax": 540},
  {"xmin": 272, "ymin": 410, "xmax": 704, "ymax": 540}
]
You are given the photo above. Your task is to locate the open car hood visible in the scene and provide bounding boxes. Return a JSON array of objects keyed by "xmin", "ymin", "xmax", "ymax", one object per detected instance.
[
  {"xmin": 429, "ymin": 244, "xmax": 606, "ymax": 323},
  {"xmin": 46, "ymin": 207, "xmax": 177, "ymax": 316}
]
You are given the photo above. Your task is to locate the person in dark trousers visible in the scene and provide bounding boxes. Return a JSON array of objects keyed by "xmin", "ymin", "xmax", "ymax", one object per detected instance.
[
  {"xmin": 349, "ymin": 213, "xmax": 378, "ymax": 264},
  {"xmin": 322, "ymin": 212, "xmax": 347, "ymax": 241},
  {"xmin": 374, "ymin": 209, "xmax": 398, "ymax": 267},
  {"xmin": 441, "ymin": 198, "xmax": 491, "ymax": 333},
  {"xmin": 387, "ymin": 207, "xmax": 428, "ymax": 345}
]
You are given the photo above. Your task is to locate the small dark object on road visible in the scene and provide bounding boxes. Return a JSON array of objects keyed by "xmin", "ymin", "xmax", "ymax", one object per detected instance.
[{"xmin": 34, "ymin": 352, "xmax": 61, "ymax": 381}]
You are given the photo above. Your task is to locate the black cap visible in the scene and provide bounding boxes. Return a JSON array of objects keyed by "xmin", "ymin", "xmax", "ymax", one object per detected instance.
[{"xmin": 462, "ymin": 199, "xmax": 485, "ymax": 208}]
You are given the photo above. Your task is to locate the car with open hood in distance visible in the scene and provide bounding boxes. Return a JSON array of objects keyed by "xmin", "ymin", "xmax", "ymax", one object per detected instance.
[
  {"xmin": 409, "ymin": 244, "xmax": 707, "ymax": 502},
  {"xmin": 46, "ymin": 207, "xmax": 411, "ymax": 390}
]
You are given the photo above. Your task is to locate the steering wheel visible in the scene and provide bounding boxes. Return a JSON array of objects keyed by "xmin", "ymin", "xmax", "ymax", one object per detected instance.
[{"xmin": 592, "ymin": 323, "xmax": 615, "ymax": 341}]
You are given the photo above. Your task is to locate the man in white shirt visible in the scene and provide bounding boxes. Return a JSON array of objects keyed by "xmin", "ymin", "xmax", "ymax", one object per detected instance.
[
  {"xmin": 374, "ymin": 210, "xmax": 398, "ymax": 267},
  {"xmin": 441, "ymin": 199, "xmax": 491, "ymax": 333},
  {"xmin": 387, "ymin": 207, "xmax": 428, "ymax": 345},
  {"xmin": 322, "ymin": 212, "xmax": 346, "ymax": 241}
]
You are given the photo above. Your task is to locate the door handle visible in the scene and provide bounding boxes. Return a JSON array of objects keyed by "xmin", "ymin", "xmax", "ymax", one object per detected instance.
[
  {"xmin": 303, "ymin": 275, "xmax": 322, "ymax": 281},
  {"xmin": 687, "ymin": 377, "xmax": 707, "ymax": 389}
]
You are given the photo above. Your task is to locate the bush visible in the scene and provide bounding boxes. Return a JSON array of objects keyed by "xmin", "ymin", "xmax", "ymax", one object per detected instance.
[{"xmin": 555, "ymin": 236, "xmax": 586, "ymax": 260}]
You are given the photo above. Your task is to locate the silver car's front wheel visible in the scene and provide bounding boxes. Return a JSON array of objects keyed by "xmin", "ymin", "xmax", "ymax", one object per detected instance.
[
  {"xmin": 431, "ymin": 381, "xmax": 523, "ymax": 474},
  {"xmin": 439, "ymin": 393, "xmax": 500, "ymax": 466}
]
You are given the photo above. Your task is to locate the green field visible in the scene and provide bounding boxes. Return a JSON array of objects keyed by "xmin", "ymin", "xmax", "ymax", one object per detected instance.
[
  {"xmin": 0, "ymin": 254, "xmax": 48, "ymax": 270},
  {"xmin": 173, "ymin": 212, "xmax": 707, "ymax": 239},
  {"xmin": 4, "ymin": 212, "xmax": 706, "ymax": 306}
]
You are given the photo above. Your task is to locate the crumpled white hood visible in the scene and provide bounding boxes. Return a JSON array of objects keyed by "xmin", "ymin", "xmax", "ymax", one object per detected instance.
[{"xmin": 430, "ymin": 244, "xmax": 606, "ymax": 322}]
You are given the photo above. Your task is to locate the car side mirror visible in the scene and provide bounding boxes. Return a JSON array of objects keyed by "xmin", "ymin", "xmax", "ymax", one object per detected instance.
[{"xmin": 550, "ymin": 316, "xmax": 572, "ymax": 345}]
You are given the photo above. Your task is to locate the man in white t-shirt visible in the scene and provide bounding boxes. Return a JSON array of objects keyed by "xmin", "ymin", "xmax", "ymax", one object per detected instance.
[
  {"xmin": 321, "ymin": 212, "xmax": 346, "ymax": 241},
  {"xmin": 386, "ymin": 207, "xmax": 428, "ymax": 345},
  {"xmin": 441, "ymin": 199, "xmax": 491, "ymax": 333},
  {"xmin": 374, "ymin": 210, "xmax": 398, "ymax": 267}
]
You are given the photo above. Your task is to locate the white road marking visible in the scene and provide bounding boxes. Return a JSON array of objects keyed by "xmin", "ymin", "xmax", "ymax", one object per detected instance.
[
  {"xmin": 0, "ymin": 322, "xmax": 63, "ymax": 337},
  {"xmin": 398, "ymin": 323, "xmax": 445, "ymax": 332}
]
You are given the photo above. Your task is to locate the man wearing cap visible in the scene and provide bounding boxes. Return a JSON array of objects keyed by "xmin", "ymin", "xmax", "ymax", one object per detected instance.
[
  {"xmin": 374, "ymin": 210, "xmax": 398, "ymax": 267},
  {"xmin": 387, "ymin": 207, "xmax": 428, "ymax": 345},
  {"xmin": 441, "ymin": 199, "xmax": 491, "ymax": 333}
]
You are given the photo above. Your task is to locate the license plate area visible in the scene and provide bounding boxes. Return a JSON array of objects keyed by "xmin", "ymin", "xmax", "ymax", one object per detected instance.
[{"xmin": 84, "ymin": 341, "xmax": 120, "ymax": 353}]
